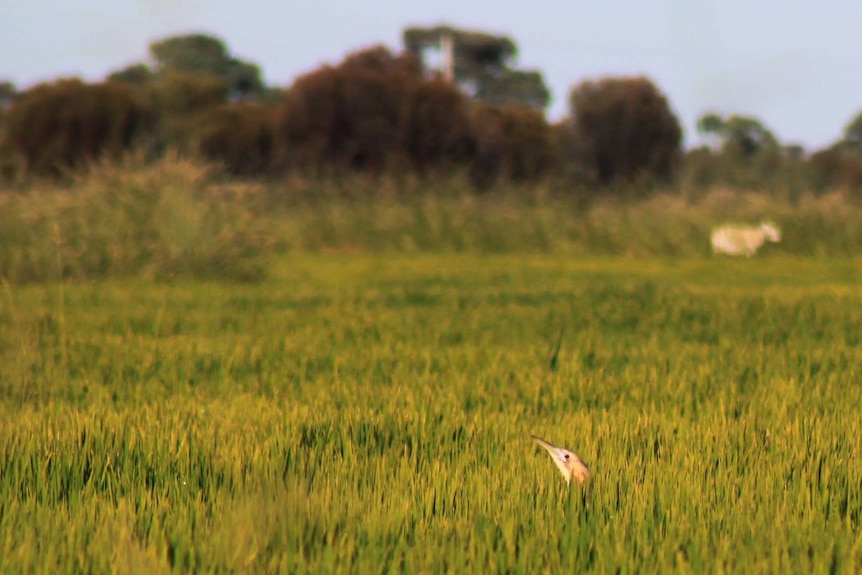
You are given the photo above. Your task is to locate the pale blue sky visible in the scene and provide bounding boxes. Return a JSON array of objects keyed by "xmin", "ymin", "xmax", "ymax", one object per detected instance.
[{"xmin": 2, "ymin": 0, "xmax": 860, "ymax": 149}]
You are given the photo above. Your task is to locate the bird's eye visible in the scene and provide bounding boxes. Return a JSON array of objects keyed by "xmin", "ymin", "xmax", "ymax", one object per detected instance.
[{"xmin": 564, "ymin": 454, "xmax": 570, "ymax": 460}]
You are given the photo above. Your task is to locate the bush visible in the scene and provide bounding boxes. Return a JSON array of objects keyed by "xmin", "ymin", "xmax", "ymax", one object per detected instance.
[
  {"xmin": 194, "ymin": 103, "xmax": 274, "ymax": 176},
  {"xmin": 567, "ymin": 76, "xmax": 682, "ymax": 186},
  {"xmin": 469, "ymin": 105, "xmax": 556, "ymax": 188},
  {"xmin": 275, "ymin": 46, "xmax": 420, "ymax": 174},
  {"xmin": 3, "ymin": 79, "xmax": 153, "ymax": 175},
  {"xmin": 0, "ymin": 155, "xmax": 269, "ymax": 283},
  {"xmin": 402, "ymin": 79, "xmax": 473, "ymax": 175},
  {"xmin": 808, "ymin": 147, "xmax": 862, "ymax": 195},
  {"xmin": 148, "ymin": 73, "xmax": 230, "ymax": 152}
]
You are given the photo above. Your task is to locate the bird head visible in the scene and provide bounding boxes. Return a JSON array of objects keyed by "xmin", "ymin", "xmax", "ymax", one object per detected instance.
[{"xmin": 531, "ymin": 435, "xmax": 590, "ymax": 485}]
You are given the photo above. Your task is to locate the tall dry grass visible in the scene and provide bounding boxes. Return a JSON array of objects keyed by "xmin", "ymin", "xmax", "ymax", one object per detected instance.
[
  {"xmin": 0, "ymin": 155, "xmax": 268, "ymax": 283},
  {"xmin": 2, "ymin": 154, "xmax": 861, "ymax": 284}
]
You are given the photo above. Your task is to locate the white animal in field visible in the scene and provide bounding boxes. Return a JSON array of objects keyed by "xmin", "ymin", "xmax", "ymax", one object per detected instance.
[
  {"xmin": 710, "ymin": 221, "xmax": 781, "ymax": 257},
  {"xmin": 531, "ymin": 435, "xmax": 590, "ymax": 485}
]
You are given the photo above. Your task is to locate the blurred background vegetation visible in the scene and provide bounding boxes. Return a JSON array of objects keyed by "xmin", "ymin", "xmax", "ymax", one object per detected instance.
[
  {"xmin": 4, "ymin": 26, "xmax": 862, "ymax": 191},
  {"xmin": 2, "ymin": 27, "xmax": 861, "ymax": 282}
]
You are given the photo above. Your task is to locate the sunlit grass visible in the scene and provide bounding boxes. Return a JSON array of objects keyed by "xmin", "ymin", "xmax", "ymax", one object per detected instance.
[{"xmin": 1, "ymin": 255, "xmax": 861, "ymax": 572}]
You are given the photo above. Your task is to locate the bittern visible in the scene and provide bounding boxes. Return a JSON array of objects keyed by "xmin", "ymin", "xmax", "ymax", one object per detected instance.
[{"xmin": 531, "ymin": 435, "xmax": 590, "ymax": 485}]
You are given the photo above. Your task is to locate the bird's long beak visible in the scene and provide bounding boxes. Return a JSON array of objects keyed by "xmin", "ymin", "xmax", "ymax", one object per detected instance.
[{"xmin": 531, "ymin": 435, "xmax": 561, "ymax": 458}]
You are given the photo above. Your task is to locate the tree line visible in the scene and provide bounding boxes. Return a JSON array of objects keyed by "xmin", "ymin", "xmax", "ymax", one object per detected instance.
[{"xmin": 1, "ymin": 30, "xmax": 861, "ymax": 194}]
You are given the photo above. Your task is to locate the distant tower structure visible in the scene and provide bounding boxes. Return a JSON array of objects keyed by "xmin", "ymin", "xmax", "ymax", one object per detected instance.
[
  {"xmin": 402, "ymin": 24, "xmax": 550, "ymax": 110},
  {"xmin": 440, "ymin": 32, "xmax": 454, "ymax": 83}
]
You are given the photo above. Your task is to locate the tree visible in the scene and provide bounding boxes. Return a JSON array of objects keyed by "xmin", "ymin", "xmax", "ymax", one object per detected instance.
[
  {"xmin": 692, "ymin": 112, "xmax": 785, "ymax": 187},
  {"xmin": 403, "ymin": 25, "xmax": 550, "ymax": 110},
  {"xmin": 402, "ymin": 79, "xmax": 473, "ymax": 174},
  {"xmin": 275, "ymin": 46, "xmax": 420, "ymax": 174},
  {"xmin": 695, "ymin": 112, "xmax": 724, "ymax": 149},
  {"xmin": 150, "ymin": 34, "xmax": 229, "ymax": 77},
  {"xmin": 804, "ymin": 111, "xmax": 862, "ymax": 193},
  {"xmin": 840, "ymin": 111, "xmax": 862, "ymax": 151},
  {"xmin": 148, "ymin": 73, "xmax": 230, "ymax": 152},
  {"xmin": 194, "ymin": 103, "xmax": 274, "ymax": 176},
  {"xmin": 0, "ymin": 80, "xmax": 16, "ymax": 107},
  {"xmin": 469, "ymin": 104, "xmax": 556, "ymax": 188},
  {"xmin": 108, "ymin": 64, "xmax": 154, "ymax": 86},
  {"xmin": 3, "ymin": 79, "xmax": 153, "ymax": 175},
  {"xmin": 567, "ymin": 76, "xmax": 681, "ymax": 185},
  {"xmin": 696, "ymin": 113, "xmax": 778, "ymax": 160},
  {"xmin": 149, "ymin": 33, "xmax": 264, "ymax": 99},
  {"xmin": 226, "ymin": 60, "xmax": 264, "ymax": 99},
  {"xmin": 0, "ymin": 81, "xmax": 16, "ymax": 134},
  {"xmin": 475, "ymin": 70, "xmax": 549, "ymax": 110}
]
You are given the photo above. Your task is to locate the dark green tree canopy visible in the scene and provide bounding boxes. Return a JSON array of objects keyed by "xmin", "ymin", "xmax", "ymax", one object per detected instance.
[
  {"xmin": 403, "ymin": 25, "xmax": 549, "ymax": 110},
  {"xmin": 150, "ymin": 34, "xmax": 229, "ymax": 76},
  {"xmin": 404, "ymin": 25, "xmax": 516, "ymax": 73},
  {"xmin": 0, "ymin": 80, "xmax": 16, "ymax": 108},
  {"xmin": 842, "ymin": 111, "xmax": 862, "ymax": 150},
  {"xmin": 697, "ymin": 112, "xmax": 778, "ymax": 159},
  {"xmin": 474, "ymin": 70, "xmax": 549, "ymax": 110},
  {"xmin": 149, "ymin": 33, "xmax": 264, "ymax": 99},
  {"xmin": 107, "ymin": 63, "xmax": 154, "ymax": 86}
]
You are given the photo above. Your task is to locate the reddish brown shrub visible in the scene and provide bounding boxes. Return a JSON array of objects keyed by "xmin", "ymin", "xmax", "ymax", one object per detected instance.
[
  {"xmin": 274, "ymin": 46, "xmax": 419, "ymax": 174},
  {"xmin": 569, "ymin": 76, "xmax": 681, "ymax": 185},
  {"xmin": 469, "ymin": 105, "xmax": 555, "ymax": 188},
  {"xmin": 402, "ymin": 79, "xmax": 473, "ymax": 174},
  {"xmin": 194, "ymin": 103, "xmax": 274, "ymax": 176},
  {"xmin": 3, "ymin": 79, "xmax": 153, "ymax": 175}
]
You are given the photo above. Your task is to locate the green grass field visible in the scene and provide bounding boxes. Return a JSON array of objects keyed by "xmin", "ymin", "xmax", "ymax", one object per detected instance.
[{"xmin": 2, "ymin": 255, "xmax": 861, "ymax": 573}]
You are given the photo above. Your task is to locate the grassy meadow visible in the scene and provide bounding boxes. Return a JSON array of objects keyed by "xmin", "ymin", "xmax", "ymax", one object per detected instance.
[
  {"xmin": 1, "ymin": 158, "xmax": 862, "ymax": 572},
  {"xmin": 1, "ymin": 253, "xmax": 862, "ymax": 573}
]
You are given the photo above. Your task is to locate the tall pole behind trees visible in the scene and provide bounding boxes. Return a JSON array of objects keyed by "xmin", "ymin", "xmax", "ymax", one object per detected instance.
[{"xmin": 403, "ymin": 25, "xmax": 550, "ymax": 111}]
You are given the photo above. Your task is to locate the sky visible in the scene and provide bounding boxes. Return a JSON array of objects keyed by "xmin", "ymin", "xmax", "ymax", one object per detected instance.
[{"xmin": 2, "ymin": 0, "xmax": 861, "ymax": 150}]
